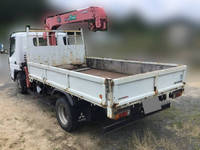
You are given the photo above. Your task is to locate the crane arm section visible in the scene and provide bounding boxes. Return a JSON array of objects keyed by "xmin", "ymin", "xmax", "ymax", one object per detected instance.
[{"xmin": 44, "ymin": 6, "xmax": 107, "ymax": 31}]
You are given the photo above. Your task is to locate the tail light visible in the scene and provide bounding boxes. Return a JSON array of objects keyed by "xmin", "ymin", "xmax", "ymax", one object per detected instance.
[
  {"xmin": 114, "ymin": 109, "xmax": 130, "ymax": 120},
  {"xmin": 169, "ymin": 89, "xmax": 184, "ymax": 99}
]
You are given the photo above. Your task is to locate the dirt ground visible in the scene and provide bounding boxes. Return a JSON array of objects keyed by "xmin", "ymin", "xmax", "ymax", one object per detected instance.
[{"xmin": 0, "ymin": 54, "xmax": 200, "ymax": 150}]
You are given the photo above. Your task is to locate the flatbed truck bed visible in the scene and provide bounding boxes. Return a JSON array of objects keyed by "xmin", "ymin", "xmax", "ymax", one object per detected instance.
[{"xmin": 9, "ymin": 29, "xmax": 187, "ymax": 132}]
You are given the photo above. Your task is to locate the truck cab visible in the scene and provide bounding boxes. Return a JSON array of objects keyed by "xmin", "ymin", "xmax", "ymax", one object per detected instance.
[
  {"xmin": 9, "ymin": 33, "xmax": 25, "ymax": 80},
  {"xmin": 9, "ymin": 30, "xmax": 84, "ymax": 81}
]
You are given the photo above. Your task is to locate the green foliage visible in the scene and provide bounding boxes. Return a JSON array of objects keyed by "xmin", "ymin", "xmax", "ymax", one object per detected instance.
[{"xmin": 0, "ymin": 0, "xmax": 48, "ymax": 23}]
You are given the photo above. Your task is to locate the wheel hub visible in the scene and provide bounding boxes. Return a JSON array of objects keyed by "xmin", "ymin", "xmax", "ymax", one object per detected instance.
[{"xmin": 58, "ymin": 104, "xmax": 68, "ymax": 125}]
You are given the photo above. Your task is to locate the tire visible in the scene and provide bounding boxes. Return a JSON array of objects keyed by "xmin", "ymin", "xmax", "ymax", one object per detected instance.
[
  {"xmin": 56, "ymin": 97, "xmax": 78, "ymax": 132},
  {"xmin": 16, "ymin": 72, "xmax": 27, "ymax": 94}
]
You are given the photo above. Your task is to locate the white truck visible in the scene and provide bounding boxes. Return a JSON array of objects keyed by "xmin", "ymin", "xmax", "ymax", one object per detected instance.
[{"xmin": 8, "ymin": 7, "xmax": 187, "ymax": 132}]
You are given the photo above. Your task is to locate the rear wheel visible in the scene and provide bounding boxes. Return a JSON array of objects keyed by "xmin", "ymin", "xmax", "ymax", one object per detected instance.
[
  {"xmin": 56, "ymin": 97, "xmax": 78, "ymax": 132},
  {"xmin": 16, "ymin": 72, "xmax": 27, "ymax": 94}
]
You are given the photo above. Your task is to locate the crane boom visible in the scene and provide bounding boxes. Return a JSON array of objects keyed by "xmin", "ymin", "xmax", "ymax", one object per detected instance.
[
  {"xmin": 44, "ymin": 6, "xmax": 107, "ymax": 45},
  {"xmin": 45, "ymin": 6, "xmax": 107, "ymax": 31}
]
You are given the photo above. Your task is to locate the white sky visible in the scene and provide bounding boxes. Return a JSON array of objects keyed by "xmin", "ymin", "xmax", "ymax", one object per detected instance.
[{"xmin": 48, "ymin": 0, "xmax": 200, "ymax": 23}]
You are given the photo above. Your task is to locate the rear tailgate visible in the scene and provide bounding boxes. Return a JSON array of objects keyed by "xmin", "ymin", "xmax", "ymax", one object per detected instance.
[{"xmin": 112, "ymin": 65, "xmax": 187, "ymax": 108}]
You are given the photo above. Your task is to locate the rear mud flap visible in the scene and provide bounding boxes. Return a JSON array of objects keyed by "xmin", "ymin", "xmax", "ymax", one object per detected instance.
[{"xmin": 142, "ymin": 97, "xmax": 162, "ymax": 115}]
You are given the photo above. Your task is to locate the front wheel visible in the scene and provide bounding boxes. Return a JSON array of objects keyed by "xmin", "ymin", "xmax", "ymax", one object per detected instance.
[
  {"xmin": 16, "ymin": 72, "xmax": 27, "ymax": 94},
  {"xmin": 56, "ymin": 97, "xmax": 78, "ymax": 132}
]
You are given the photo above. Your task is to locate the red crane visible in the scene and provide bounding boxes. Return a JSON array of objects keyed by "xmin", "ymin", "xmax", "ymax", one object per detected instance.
[{"xmin": 44, "ymin": 6, "xmax": 108, "ymax": 45}]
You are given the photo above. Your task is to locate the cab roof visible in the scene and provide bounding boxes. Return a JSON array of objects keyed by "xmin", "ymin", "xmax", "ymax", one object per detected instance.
[{"xmin": 11, "ymin": 32, "xmax": 66, "ymax": 38}]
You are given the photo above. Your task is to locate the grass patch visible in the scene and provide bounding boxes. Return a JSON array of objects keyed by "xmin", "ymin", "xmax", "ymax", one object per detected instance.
[
  {"xmin": 129, "ymin": 130, "xmax": 178, "ymax": 150},
  {"xmin": 167, "ymin": 120, "xmax": 200, "ymax": 138}
]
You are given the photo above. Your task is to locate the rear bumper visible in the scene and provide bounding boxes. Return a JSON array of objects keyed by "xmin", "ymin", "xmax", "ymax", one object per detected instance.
[
  {"xmin": 103, "ymin": 103, "xmax": 171, "ymax": 133},
  {"xmin": 107, "ymin": 87, "xmax": 184, "ymax": 119}
]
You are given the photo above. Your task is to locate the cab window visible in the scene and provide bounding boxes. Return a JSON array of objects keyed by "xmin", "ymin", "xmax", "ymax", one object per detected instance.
[
  {"xmin": 33, "ymin": 37, "xmax": 48, "ymax": 46},
  {"xmin": 10, "ymin": 37, "xmax": 15, "ymax": 57},
  {"xmin": 63, "ymin": 32, "xmax": 83, "ymax": 45},
  {"xmin": 67, "ymin": 32, "xmax": 75, "ymax": 45},
  {"xmin": 76, "ymin": 32, "xmax": 83, "ymax": 45}
]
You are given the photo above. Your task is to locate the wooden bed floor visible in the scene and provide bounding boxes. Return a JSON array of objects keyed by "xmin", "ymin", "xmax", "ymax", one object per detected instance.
[{"xmin": 55, "ymin": 64, "xmax": 129, "ymax": 79}]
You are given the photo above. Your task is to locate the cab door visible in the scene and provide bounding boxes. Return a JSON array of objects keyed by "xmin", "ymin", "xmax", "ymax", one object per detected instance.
[{"xmin": 9, "ymin": 36, "xmax": 20, "ymax": 80}]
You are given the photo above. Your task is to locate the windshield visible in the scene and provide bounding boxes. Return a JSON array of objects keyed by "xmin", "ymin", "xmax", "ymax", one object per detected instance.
[{"xmin": 10, "ymin": 37, "xmax": 15, "ymax": 57}]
